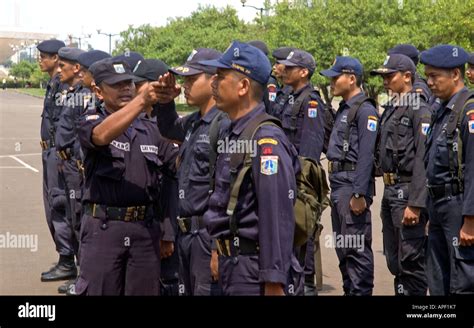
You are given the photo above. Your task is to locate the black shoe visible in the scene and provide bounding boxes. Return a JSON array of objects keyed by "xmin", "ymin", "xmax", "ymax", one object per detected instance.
[
  {"xmin": 41, "ymin": 264, "xmax": 58, "ymax": 277},
  {"xmin": 41, "ymin": 263, "xmax": 77, "ymax": 282},
  {"xmin": 66, "ymin": 283, "xmax": 78, "ymax": 296},
  {"xmin": 58, "ymin": 279, "xmax": 77, "ymax": 294},
  {"xmin": 304, "ymin": 283, "xmax": 318, "ymax": 296}
]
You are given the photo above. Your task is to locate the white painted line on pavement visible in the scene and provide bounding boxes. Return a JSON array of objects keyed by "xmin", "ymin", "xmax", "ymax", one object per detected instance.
[
  {"xmin": 0, "ymin": 153, "xmax": 41, "ymax": 158},
  {"xmin": 8, "ymin": 156, "xmax": 39, "ymax": 173}
]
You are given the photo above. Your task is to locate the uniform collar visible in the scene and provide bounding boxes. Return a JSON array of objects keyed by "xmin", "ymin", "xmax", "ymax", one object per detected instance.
[
  {"xmin": 231, "ymin": 102, "xmax": 266, "ymax": 136},
  {"xmin": 340, "ymin": 91, "xmax": 366, "ymax": 111},
  {"xmin": 443, "ymin": 87, "xmax": 469, "ymax": 111},
  {"xmin": 201, "ymin": 106, "xmax": 221, "ymax": 124},
  {"xmin": 291, "ymin": 83, "xmax": 312, "ymax": 97}
]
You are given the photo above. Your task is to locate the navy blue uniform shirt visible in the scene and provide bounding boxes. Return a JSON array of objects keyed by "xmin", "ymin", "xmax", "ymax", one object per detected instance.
[
  {"xmin": 425, "ymin": 87, "xmax": 474, "ymax": 216},
  {"xmin": 204, "ymin": 103, "xmax": 300, "ymax": 284},
  {"xmin": 78, "ymin": 104, "xmax": 178, "ymax": 207},
  {"xmin": 327, "ymin": 92, "xmax": 379, "ymax": 197}
]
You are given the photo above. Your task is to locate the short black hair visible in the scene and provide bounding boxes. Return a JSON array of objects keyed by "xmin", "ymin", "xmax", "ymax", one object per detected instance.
[
  {"xmin": 453, "ymin": 64, "xmax": 465, "ymax": 77},
  {"xmin": 250, "ymin": 79, "xmax": 265, "ymax": 102},
  {"xmin": 355, "ymin": 74, "xmax": 363, "ymax": 87}
]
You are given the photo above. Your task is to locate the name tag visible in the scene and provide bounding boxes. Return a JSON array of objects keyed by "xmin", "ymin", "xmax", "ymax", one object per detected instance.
[
  {"xmin": 140, "ymin": 145, "xmax": 159, "ymax": 154},
  {"xmin": 111, "ymin": 140, "xmax": 130, "ymax": 151}
]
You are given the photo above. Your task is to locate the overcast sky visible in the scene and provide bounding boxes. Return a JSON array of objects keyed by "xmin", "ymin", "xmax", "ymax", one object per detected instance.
[{"xmin": 1, "ymin": 0, "xmax": 262, "ymax": 52}]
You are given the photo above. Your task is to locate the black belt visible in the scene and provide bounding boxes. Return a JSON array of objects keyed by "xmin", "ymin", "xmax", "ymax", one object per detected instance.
[
  {"xmin": 40, "ymin": 139, "xmax": 54, "ymax": 150},
  {"xmin": 427, "ymin": 183, "xmax": 462, "ymax": 200},
  {"xmin": 177, "ymin": 216, "xmax": 206, "ymax": 233},
  {"xmin": 328, "ymin": 161, "xmax": 356, "ymax": 174},
  {"xmin": 216, "ymin": 237, "xmax": 259, "ymax": 257},
  {"xmin": 84, "ymin": 203, "xmax": 150, "ymax": 222},
  {"xmin": 383, "ymin": 172, "xmax": 412, "ymax": 186}
]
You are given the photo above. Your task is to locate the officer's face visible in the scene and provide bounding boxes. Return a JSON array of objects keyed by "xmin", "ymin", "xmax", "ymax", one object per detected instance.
[
  {"xmin": 38, "ymin": 52, "xmax": 58, "ymax": 72},
  {"xmin": 58, "ymin": 60, "xmax": 80, "ymax": 84},
  {"xmin": 183, "ymin": 73, "xmax": 213, "ymax": 107},
  {"xmin": 211, "ymin": 69, "xmax": 243, "ymax": 113},
  {"xmin": 425, "ymin": 65, "xmax": 462, "ymax": 100},
  {"xmin": 467, "ymin": 64, "xmax": 474, "ymax": 85},
  {"xmin": 96, "ymin": 80, "xmax": 136, "ymax": 112},
  {"xmin": 273, "ymin": 63, "xmax": 285, "ymax": 79},
  {"xmin": 330, "ymin": 74, "xmax": 354, "ymax": 97},
  {"xmin": 382, "ymin": 71, "xmax": 412, "ymax": 94},
  {"xmin": 81, "ymin": 68, "xmax": 94, "ymax": 88},
  {"xmin": 282, "ymin": 66, "xmax": 308, "ymax": 85}
]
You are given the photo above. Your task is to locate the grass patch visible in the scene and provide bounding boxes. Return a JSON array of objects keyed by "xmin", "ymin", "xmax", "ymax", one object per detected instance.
[{"xmin": 14, "ymin": 88, "xmax": 45, "ymax": 98}]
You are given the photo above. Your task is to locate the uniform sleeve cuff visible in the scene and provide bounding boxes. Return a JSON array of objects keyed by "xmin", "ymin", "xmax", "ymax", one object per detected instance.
[{"xmin": 258, "ymin": 269, "xmax": 287, "ymax": 285}]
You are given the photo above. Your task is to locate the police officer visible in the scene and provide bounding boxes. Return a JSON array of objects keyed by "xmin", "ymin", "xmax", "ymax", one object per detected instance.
[
  {"xmin": 37, "ymin": 39, "xmax": 78, "ymax": 282},
  {"xmin": 200, "ymin": 41, "xmax": 300, "ymax": 296},
  {"xmin": 371, "ymin": 54, "xmax": 430, "ymax": 295},
  {"xmin": 466, "ymin": 53, "xmax": 474, "ymax": 85},
  {"xmin": 268, "ymin": 47, "xmax": 295, "ymax": 116},
  {"xmin": 132, "ymin": 58, "xmax": 179, "ymax": 295},
  {"xmin": 77, "ymin": 50, "xmax": 111, "ymax": 90},
  {"xmin": 54, "ymin": 47, "xmax": 88, "ymax": 292},
  {"xmin": 271, "ymin": 49, "xmax": 327, "ymax": 295},
  {"xmin": 74, "ymin": 58, "xmax": 178, "ymax": 295},
  {"xmin": 151, "ymin": 48, "xmax": 230, "ymax": 295},
  {"xmin": 388, "ymin": 44, "xmax": 433, "ymax": 103},
  {"xmin": 248, "ymin": 40, "xmax": 279, "ymax": 110},
  {"xmin": 320, "ymin": 56, "xmax": 378, "ymax": 296},
  {"xmin": 421, "ymin": 45, "xmax": 474, "ymax": 295}
]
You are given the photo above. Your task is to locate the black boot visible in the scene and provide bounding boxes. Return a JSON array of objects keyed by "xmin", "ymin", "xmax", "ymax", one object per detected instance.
[
  {"xmin": 41, "ymin": 255, "xmax": 77, "ymax": 282},
  {"xmin": 58, "ymin": 278, "xmax": 77, "ymax": 294}
]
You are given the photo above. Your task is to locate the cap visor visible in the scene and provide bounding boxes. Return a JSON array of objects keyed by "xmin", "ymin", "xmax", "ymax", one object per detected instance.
[
  {"xmin": 370, "ymin": 68, "xmax": 398, "ymax": 76},
  {"xmin": 133, "ymin": 76, "xmax": 148, "ymax": 83},
  {"xmin": 102, "ymin": 74, "xmax": 135, "ymax": 85},
  {"xmin": 169, "ymin": 65, "xmax": 203, "ymax": 76},
  {"xmin": 277, "ymin": 60, "xmax": 299, "ymax": 67},
  {"xmin": 320, "ymin": 69, "xmax": 341, "ymax": 77},
  {"xmin": 198, "ymin": 59, "xmax": 231, "ymax": 69}
]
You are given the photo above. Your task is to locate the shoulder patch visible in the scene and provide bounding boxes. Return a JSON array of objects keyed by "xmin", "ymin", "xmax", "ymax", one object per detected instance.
[
  {"xmin": 368, "ymin": 115, "xmax": 378, "ymax": 121},
  {"xmin": 308, "ymin": 100, "xmax": 318, "ymax": 108},
  {"xmin": 469, "ymin": 120, "xmax": 474, "ymax": 134},
  {"xmin": 421, "ymin": 123, "xmax": 430, "ymax": 136},
  {"xmin": 85, "ymin": 115, "xmax": 99, "ymax": 121},
  {"xmin": 308, "ymin": 107, "xmax": 318, "ymax": 118},
  {"xmin": 367, "ymin": 118, "xmax": 378, "ymax": 132},
  {"xmin": 258, "ymin": 138, "xmax": 278, "ymax": 146},
  {"xmin": 260, "ymin": 155, "xmax": 278, "ymax": 175},
  {"xmin": 415, "ymin": 88, "xmax": 423, "ymax": 94},
  {"xmin": 466, "ymin": 109, "xmax": 474, "ymax": 117}
]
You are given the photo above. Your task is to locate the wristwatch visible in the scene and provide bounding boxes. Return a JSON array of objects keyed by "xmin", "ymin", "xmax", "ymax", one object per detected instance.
[{"xmin": 353, "ymin": 193, "xmax": 362, "ymax": 199}]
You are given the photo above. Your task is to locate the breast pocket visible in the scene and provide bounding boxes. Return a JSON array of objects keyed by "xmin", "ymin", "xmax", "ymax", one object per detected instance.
[
  {"xmin": 433, "ymin": 133, "xmax": 450, "ymax": 169},
  {"xmin": 95, "ymin": 147, "xmax": 125, "ymax": 180},
  {"xmin": 190, "ymin": 142, "xmax": 211, "ymax": 180}
]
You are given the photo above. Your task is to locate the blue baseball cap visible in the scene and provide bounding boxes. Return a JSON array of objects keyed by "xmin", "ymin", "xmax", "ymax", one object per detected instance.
[
  {"xmin": 199, "ymin": 41, "xmax": 272, "ymax": 85},
  {"xmin": 115, "ymin": 51, "xmax": 145, "ymax": 71},
  {"xmin": 247, "ymin": 40, "xmax": 269, "ymax": 56},
  {"xmin": 37, "ymin": 39, "xmax": 66, "ymax": 54},
  {"xmin": 77, "ymin": 50, "xmax": 111, "ymax": 69},
  {"xmin": 320, "ymin": 56, "xmax": 363, "ymax": 78},
  {"xmin": 278, "ymin": 49, "xmax": 316, "ymax": 75},
  {"xmin": 420, "ymin": 44, "xmax": 469, "ymax": 69},
  {"xmin": 170, "ymin": 48, "xmax": 222, "ymax": 76},
  {"xmin": 371, "ymin": 54, "xmax": 416, "ymax": 76},
  {"xmin": 90, "ymin": 58, "xmax": 134, "ymax": 85},
  {"xmin": 467, "ymin": 53, "xmax": 474, "ymax": 65},
  {"xmin": 388, "ymin": 44, "xmax": 420, "ymax": 65},
  {"xmin": 272, "ymin": 47, "xmax": 296, "ymax": 60},
  {"xmin": 58, "ymin": 47, "xmax": 85, "ymax": 62},
  {"xmin": 133, "ymin": 59, "xmax": 169, "ymax": 83}
]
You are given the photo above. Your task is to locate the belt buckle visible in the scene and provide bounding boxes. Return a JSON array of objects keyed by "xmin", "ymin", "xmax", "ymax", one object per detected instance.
[{"xmin": 177, "ymin": 217, "xmax": 188, "ymax": 233}]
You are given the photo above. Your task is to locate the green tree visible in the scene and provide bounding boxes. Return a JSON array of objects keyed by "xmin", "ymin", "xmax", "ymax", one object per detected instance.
[{"xmin": 9, "ymin": 61, "xmax": 35, "ymax": 83}]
